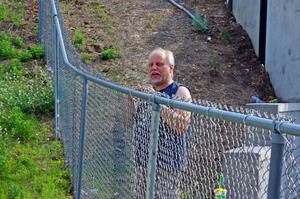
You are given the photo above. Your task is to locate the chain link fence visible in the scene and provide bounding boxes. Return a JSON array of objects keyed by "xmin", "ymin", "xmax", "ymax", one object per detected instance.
[{"xmin": 40, "ymin": 0, "xmax": 300, "ymax": 198}]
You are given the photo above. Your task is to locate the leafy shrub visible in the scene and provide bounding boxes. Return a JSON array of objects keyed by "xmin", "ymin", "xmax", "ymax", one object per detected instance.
[
  {"xmin": 100, "ymin": 48, "xmax": 121, "ymax": 60},
  {"xmin": 0, "ymin": 59, "xmax": 26, "ymax": 80},
  {"xmin": 7, "ymin": 59, "xmax": 26, "ymax": 77},
  {"xmin": 0, "ymin": 107, "xmax": 36, "ymax": 141},
  {"xmin": 29, "ymin": 44, "xmax": 45, "ymax": 59},
  {"xmin": 0, "ymin": 39, "xmax": 17, "ymax": 59}
]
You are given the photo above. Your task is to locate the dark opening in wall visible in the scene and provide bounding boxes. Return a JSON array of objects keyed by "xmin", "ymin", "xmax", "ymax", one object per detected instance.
[{"xmin": 259, "ymin": 0, "xmax": 268, "ymax": 64}]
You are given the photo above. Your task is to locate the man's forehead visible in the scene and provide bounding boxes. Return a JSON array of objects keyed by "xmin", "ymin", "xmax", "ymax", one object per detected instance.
[{"xmin": 149, "ymin": 52, "xmax": 166, "ymax": 61}]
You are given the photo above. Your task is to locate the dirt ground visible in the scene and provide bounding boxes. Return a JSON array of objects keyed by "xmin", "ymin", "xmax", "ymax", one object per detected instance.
[{"xmin": 59, "ymin": 0, "xmax": 275, "ymax": 106}]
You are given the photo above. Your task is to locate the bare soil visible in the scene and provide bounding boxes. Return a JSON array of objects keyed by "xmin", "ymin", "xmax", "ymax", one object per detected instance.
[{"xmin": 59, "ymin": 0, "xmax": 275, "ymax": 106}]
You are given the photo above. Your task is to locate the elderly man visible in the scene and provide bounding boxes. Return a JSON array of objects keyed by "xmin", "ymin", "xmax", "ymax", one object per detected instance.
[{"xmin": 134, "ymin": 47, "xmax": 192, "ymax": 198}]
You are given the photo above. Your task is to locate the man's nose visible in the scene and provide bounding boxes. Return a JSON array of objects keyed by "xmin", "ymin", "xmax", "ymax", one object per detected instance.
[{"xmin": 150, "ymin": 64, "xmax": 157, "ymax": 69}]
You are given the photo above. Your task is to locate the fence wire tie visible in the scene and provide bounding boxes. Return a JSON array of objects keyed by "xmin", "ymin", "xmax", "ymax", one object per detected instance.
[
  {"xmin": 206, "ymin": 107, "xmax": 212, "ymax": 118},
  {"xmin": 243, "ymin": 115, "xmax": 250, "ymax": 126},
  {"xmin": 273, "ymin": 118, "xmax": 285, "ymax": 134},
  {"xmin": 149, "ymin": 92, "xmax": 156, "ymax": 104},
  {"xmin": 167, "ymin": 98, "xmax": 172, "ymax": 108},
  {"xmin": 220, "ymin": 111, "xmax": 225, "ymax": 120},
  {"xmin": 129, "ymin": 89, "xmax": 133, "ymax": 99}
]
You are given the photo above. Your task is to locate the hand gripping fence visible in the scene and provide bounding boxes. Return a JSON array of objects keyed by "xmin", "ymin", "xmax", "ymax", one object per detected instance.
[{"xmin": 39, "ymin": 0, "xmax": 300, "ymax": 198}]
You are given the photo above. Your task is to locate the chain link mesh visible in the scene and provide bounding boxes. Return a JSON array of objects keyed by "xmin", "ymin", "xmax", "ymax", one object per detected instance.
[{"xmin": 40, "ymin": 0, "xmax": 300, "ymax": 198}]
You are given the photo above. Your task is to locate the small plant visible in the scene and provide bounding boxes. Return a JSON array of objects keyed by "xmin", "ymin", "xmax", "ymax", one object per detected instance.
[
  {"xmin": 29, "ymin": 44, "xmax": 45, "ymax": 59},
  {"xmin": 82, "ymin": 53, "xmax": 91, "ymax": 64},
  {"xmin": 74, "ymin": 29, "xmax": 84, "ymax": 51},
  {"xmin": 220, "ymin": 31, "xmax": 230, "ymax": 44},
  {"xmin": 100, "ymin": 15, "xmax": 112, "ymax": 26},
  {"xmin": 100, "ymin": 48, "xmax": 121, "ymax": 60},
  {"xmin": 74, "ymin": 29, "xmax": 84, "ymax": 45},
  {"xmin": 148, "ymin": 15, "xmax": 162, "ymax": 31},
  {"xmin": 192, "ymin": 7, "xmax": 209, "ymax": 33}
]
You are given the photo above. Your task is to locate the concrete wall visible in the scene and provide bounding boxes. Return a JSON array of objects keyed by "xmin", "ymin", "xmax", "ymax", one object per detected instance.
[
  {"xmin": 265, "ymin": 0, "xmax": 300, "ymax": 102},
  {"xmin": 232, "ymin": 0, "xmax": 260, "ymax": 55}
]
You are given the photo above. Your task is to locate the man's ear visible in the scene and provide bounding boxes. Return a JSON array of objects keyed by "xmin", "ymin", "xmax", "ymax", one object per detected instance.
[{"xmin": 170, "ymin": 64, "xmax": 174, "ymax": 70}]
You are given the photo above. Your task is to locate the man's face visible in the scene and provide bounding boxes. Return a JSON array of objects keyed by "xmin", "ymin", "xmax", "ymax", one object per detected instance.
[{"xmin": 147, "ymin": 52, "xmax": 173, "ymax": 87}]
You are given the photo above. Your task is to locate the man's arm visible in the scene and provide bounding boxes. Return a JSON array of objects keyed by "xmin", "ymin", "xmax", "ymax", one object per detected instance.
[{"xmin": 160, "ymin": 86, "xmax": 192, "ymax": 134}]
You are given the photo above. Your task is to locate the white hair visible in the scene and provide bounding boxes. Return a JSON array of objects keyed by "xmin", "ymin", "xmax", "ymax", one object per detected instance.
[{"xmin": 149, "ymin": 47, "xmax": 175, "ymax": 66}]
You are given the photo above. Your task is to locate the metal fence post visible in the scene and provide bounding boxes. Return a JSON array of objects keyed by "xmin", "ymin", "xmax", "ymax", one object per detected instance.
[
  {"xmin": 146, "ymin": 102, "xmax": 161, "ymax": 199},
  {"xmin": 38, "ymin": 0, "xmax": 42, "ymax": 44},
  {"xmin": 54, "ymin": 18, "xmax": 60, "ymax": 140},
  {"xmin": 76, "ymin": 78, "xmax": 89, "ymax": 199},
  {"xmin": 267, "ymin": 127, "xmax": 285, "ymax": 199}
]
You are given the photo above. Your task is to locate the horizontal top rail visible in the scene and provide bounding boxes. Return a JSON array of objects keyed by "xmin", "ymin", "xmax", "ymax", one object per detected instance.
[{"xmin": 50, "ymin": 0, "xmax": 300, "ymax": 136}]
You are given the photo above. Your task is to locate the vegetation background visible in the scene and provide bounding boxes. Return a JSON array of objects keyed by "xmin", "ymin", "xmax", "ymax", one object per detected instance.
[{"xmin": 0, "ymin": 0, "xmax": 72, "ymax": 198}]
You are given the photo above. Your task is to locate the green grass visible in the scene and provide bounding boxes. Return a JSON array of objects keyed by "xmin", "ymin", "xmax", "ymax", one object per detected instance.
[
  {"xmin": 11, "ymin": 14, "xmax": 21, "ymax": 27},
  {"xmin": 0, "ymin": 0, "xmax": 72, "ymax": 197},
  {"xmin": 0, "ymin": 45, "xmax": 69, "ymax": 197},
  {"xmin": 95, "ymin": 0, "xmax": 113, "ymax": 34},
  {"xmin": 0, "ymin": 122, "xmax": 72, "ymax": 198},
  {"xmin": 0, "ymin": 3, "xmax": 8, "ymax": 22},
  {"xmin": 0, "ymin": 1, "xmax": 25, "ymax": 27}
]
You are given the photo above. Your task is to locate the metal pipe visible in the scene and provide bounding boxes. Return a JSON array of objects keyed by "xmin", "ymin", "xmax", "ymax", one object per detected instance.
[
  {"xmin": 54, "ymin": 21, "xmax": 60, "ymax": 140},
  {"xmin": 168, "ymin": 0, "xmax": 196, "ymax": 20},
  {"xmin": 76, "ymin": 78, "xmax": 89, "ymax": 199},
  {"xmin": 267, "ymin": 128, "xmax": 285, "ymax": 199},
  {"xmin": 168, "ymin": 0, "xmax": 205, "ymax": 29},
  {"xmin": 146, "ymin": 103, "xmax": 161, "ymax": 199}
]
